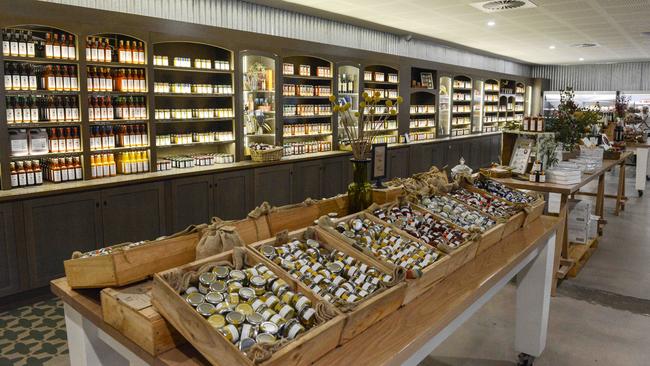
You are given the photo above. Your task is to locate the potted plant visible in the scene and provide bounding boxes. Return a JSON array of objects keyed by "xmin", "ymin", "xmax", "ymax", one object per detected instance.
[{"xmin": 330, "ymin": 92, "xmax": 402, "ymax": 211}]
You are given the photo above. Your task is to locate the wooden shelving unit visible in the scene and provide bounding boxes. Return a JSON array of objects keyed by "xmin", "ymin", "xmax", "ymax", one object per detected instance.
[
  {"xmin": 241, "ymin": 52, "xmax": 277, "ymax": 157},
  {"xmin": 336, "ymin": 64, "xmax": 360, "ymax": 150},
  {"xmin": 364, "ymin": 64, "xmax": 399, "ymax": 145},
  {"xmin": 483, "ymin": 79, "xmax": 500, "ymax": 133},
  {"xmin": 451, "ymin": 75, "xmax": 472, "ymax": 137}
]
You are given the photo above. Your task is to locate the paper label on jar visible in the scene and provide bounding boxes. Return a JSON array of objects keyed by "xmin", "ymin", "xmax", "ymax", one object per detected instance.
[
  {"xmin": 11, "ymin": 139, "xmax": 28, "ymax": 154},
  {"xmin": 71, "ymin": 77, "xmax": 78, "ymax": 90},
  {"xmin": 18, "ymin": 173, "xmax": 26, "ymax": 186},
  {"xmin": 60, "ymin": 168, "xmax": 68, "ymax": 182},
  {"xmin": 35, "ymin": 172, "xmax": 42, "ymax": 185}
]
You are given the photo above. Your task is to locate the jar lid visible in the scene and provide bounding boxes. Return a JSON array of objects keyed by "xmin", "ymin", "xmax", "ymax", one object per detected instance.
[
  {"xmin": 207, "ymin": 314, "xmax": 225, "ymax": 329},
  {"xmin": 205, "ymin": 291, "xmax": 224, "ymax": 305},
  {"xmin": 185, "ymin": 292, "xmax": 204, "ymax": 307},
  {"xmin": 235, "ymin": 303, "xmax": 254, "ymax": 316},
  {"xmin": 230, "ymin": 270, "xmax": 246, "ymax": 281},
  {"xmin": 213, "ymin": 266, "xmax": 230, "ymax": 279},
  {"xmin": 250, "ymin": 275, "xmax": 266, "ymax": 287},
  {"xmin": 198, "ymin": 272, "xmax": 216, "ymax": 285},
  {"xmin": 209, "ymin": 281, "xmax": 227, "ymax": 293},
  {"xmin": 246, "ymin": 312, "xmax": 264, "ymax": 325},
  {"xmin": 256, "ymin": 333, "xmax": 276, "ymax": 344},
  {"xmin": 226, "ymin": 311, "xmax": 245, "ymax": 325},
  {"xmin": 260, "ymin": 245, "xmax": 276, "ymax": 258},
  {"xmin": 260, "ymin": 321, "xmax": 279, "ymax": 335},
  {"xmin": 196, "ymin": 303, "xmax": 216, "ymax": 317}
]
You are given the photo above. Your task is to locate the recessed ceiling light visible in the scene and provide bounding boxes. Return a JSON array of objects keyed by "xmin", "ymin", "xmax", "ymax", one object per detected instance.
[
  {"xmin": 549, "ymin": 45, "xmax": 556, "ymax": 50},
  {"xmin": 579, "ymin": 57, "xmax": 585, "ymax": 61},
  {"xmin": 487, "ymin": 20, "xmax": 496, "ymax": 26}
]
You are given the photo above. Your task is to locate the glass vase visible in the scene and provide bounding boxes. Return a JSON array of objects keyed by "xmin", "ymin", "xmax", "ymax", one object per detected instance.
[{"xmin": 347, "ymin": 158, "xmax": 372, "ymax": 213}]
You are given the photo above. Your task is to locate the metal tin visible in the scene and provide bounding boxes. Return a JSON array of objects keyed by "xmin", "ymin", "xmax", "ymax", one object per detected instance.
[
  {"xmin": 185, "ymin": 286, "xmax": 199, "ymax": 294},
  {"xmin": 226, "ymin": 311, "xmax": 245, "ymax": 326},
  {"xmin": 260, "ymin": 245, "xmax": 276, "ymax": 258},
  {"xmin": 260, "ymin": 321, "xmax": 279, "ymax": 335},
  {"xmin": 219, "ymin": 324, "xmax": 240, "ymax": 343},
  {"xmin": 196, "ymin": 303, "xmax": 216, "ymax": 317},
  {"xmin": 229, "ymin": 270, "xmax": 246, "ymax": 282},
  {"xmin": 249, "ymin": 275, "xmax": 267, "ymax": 296},
  {"xmin": 207, "ymin": 314, "xmax": 226, "ymax": 329},
  {"xmin": 185, "ymin": 292, "xmax": 205, "ymax": 307},
  {"xmin": 213, "ymin": 266, "xmax": 230, "ymax": 279},
  {"xmin": 235, "ymin": 303, "xmax": 254, "ymax": 316},
  {"xmin": 238, "ymin": 287, "xmax": 255, "ymax": 302},
  {"xmin": 239, "ymin": 337, "xmax": 256, "ymax": 351},
  {"xmin": 299, "ymin": 307, "xmax": 316, "ymax": 327},
  {"xmin": 209, "ymin": 281, "xmax": 227, "ymax": 293},
  {"xmin": 284, "ymin": 319, "xmax": 305, "ymax": 340},
  {"xmin": 246, "ymin": 312, "xmax": 264, "ymax": 326},
  {"xmin": 205, "ymin": 291, "xmax": 224, "ymax": 305},
  {"xmin": 256, "ymin": 333, "xmax": 276, "ymax": 344}
]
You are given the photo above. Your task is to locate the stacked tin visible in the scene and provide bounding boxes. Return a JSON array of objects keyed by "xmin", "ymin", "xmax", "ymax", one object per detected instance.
[
  {"xmin": 420, "ymin": 195, "xmax": 496, "ymax": 232},
  {"xmin": 181, "ymin": 263, "xmax": 316, "ymax": 351},
  {"xmin": 336, "ymin": 217, "xmax": 440, "ymax": 278},
  {"xmin": 449, "ymin": 188, "xmax": 519, "ymax": 219},
  {"xmin": 473, "ymin": 179, "xmax": 537, "ymax": 204},
  {"xmin": 260, "ymin": 239, "xmax": 390, "ymax": 305},
  {"xmin": 373, "ymin": 204, "xmax": 470, "ymax": 249}
]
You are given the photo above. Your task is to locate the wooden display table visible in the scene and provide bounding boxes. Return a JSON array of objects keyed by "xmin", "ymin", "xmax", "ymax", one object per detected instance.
[
  {"xmin": 627, "ymin": 142, "xmax": 650, "ymax": 196},
  {"xmin": 494, "ymin": 152, "xmax": 632, "ymax": 292},
  {"xmin": 52, "ymin": 216, "xmax": 559, "ymax": 366}
]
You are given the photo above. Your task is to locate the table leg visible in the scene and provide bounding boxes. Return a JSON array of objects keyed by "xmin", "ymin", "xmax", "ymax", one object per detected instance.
[
  {"xmin": 615, "ymin": 162, "xmax": 625, "ymax": 215},
  {"xmin": 64, "ymin": 303, "xmax": 148, "ymax": 366},
  {"xmin": 596, "ymin": 174, "xmax": 605, "ymax": 218},
  {"xmin": 636, "ymin": 148, "xmax": 648, "ymax": 196},
  {"xmin": 551, "ymin": 194, "xmax": 567, "ymax": 296},
  {"xmin": 515, "ymin": 232, "xmax": 556, "ymax": 357}
]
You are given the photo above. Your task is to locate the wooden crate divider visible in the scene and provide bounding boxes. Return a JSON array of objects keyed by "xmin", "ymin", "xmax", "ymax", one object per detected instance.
[
  {"xmin": 100, "ymin": 281, "xmax": 185, "ymax": 356},
  {"xmin": 152, "ymin": 247, "xmax": 346, "ymax": 366},
  {"xmin": 330, "ymin": 211, "xmax": 451, "ymax": 304},
  {"xmin": 249, "ymin": 227, "xmax": 407, "ymax": 344}
]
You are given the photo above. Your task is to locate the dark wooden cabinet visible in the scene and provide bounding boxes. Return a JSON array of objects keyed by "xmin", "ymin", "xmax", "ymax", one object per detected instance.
[
  {"xmin": 214, "ymin": 170, "xmax": 254, "ymax": 220},
  {"xmin": 254, "ymin": 165, "xmax": 293, "ymax": 207},
  {"xmin": 447, "ymin": 141, "xmax": 462, "ymax": 168},
  {"xmin": 490, "ymin": 134, "xmax": 502, "ymax": 164},
  {"xmin": 101, "ymin": 182, "xmax": 166, "ymax": 245},
  {"xmin": 0, "ymin": 203, "xmax": 20, "ymax": 297},
  {"xmin": 170, "ymin": 175, "xmax": 213, "ymax": 233},
  {"xmin": 482, "ymin": 136, "xmax": 493, "ymax": 167},
  {"xmin": 431, "ymin": 143, "xmax": 447, "ymax": 170},
  {"xmin": 409, "ymin": 144, "xmax": 432, "ymax": 174},
  {"xmin": 293, "ymin": 160, "xmax": 323, "ymax": 202},
  {"xmin": 23, "ymin": 192, "xmax": 102, "ymax": 287},
  {"xmin": 469, "ymin": 138, "xmax": 483, "ymax": 169},
  {"xmin": 322, "ymin": 156, "xmax": 350, "ymax": 198},
  {"xmin": 388, "ymin": 148, "xmax": 410, "ymax": 179}
]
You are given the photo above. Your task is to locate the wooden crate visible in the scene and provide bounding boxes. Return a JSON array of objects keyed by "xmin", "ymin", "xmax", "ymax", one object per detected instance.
[
  {"xmin": 64, "ymin": 233, "xmax": 200, "ymax": 289},
  {"xmin": 232, "ymin": 215, "xmax": 272, "ymax": 245},
  {"xmin": 152, "ymin": 248, "xmax": 346, "ymax": 366},
  {"xmin": 268, "ymin": 204, "xmax": 321, "ymax": 235},
  {"xmin": 331, "ymin": 212, "xmax": 451, "ymax": 305},
  {"xmin": 316, "ymin": 194, "xmax": 349, "ymax": 218},
  {"xmin": 413, "ymin": 202, "xmax": 504, "ymax": 260},
  {"xmin": 101, "ymin": 281, "xmax": 185, "ymax": 356},
  {"xmin": 372, "ymin": 186, "xmax": 404, "ymax": 205},
  {"xmin": 523, "ymin": 197, "xmax": 546, "ymax": 227},
  {"xmin": 249, "ymin": 227, "xmax": 407, "ymax": 344}
]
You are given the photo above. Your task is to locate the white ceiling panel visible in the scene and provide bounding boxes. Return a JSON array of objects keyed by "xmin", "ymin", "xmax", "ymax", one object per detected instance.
[{"xmin": 277, "ymin": 0, "xmax": 650, "ymax": 64}]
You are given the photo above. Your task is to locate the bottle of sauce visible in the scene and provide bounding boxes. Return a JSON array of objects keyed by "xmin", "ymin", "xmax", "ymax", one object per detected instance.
[
  {"xmin": 9, "ymin": 162, "xmax": 18, "ymax": 188},
  {"xmin": 85, "ymin": 37, "xmax": 92, "ymax": 61},
  {"xmin": 60, "ymin": 34, "xmax": 68, "ymax": 60},
  {"xmin": 118, "ymin": 40, "xmax": 125, "ymax": 63},
  {"xmin": 54, "ymin": 65, "xmax": 63, "ymax": 91},
  {"xmin": 16, "ymin": 161, "xmax": 27, "ymax": 187},
  {"xmin": 60, "ymin": 157, "xmax": 69, "ymax": 182},
  {"xmin": 52, "ymin": 33, "xmax": 61, "ymax": 59},
  {"xmin": 104, "ymin": 38, "xmax": 112, "ymax": 62},
  {"xmin": 19, "ymin": 63, "xmax": 29, "ymax": 91},
  {"xmin": 28, "ymin": 64, "xmax": 37, "ymax": 91},
  {"xmin": 3, "ymin": 31, "xmax": 10, "ymax": 56},
  {"xmin": 108, "ymin": 154, "xmax": 117, "ymax": 176},
  {"xmin": 55, "ymin": 97, "xmax": 65, "ymax": 122},
  {"xmin": 25, "ymin": 160, "xmax": 35, "ymax": 186},
  {"xmin": 138, "ymin": 42, "xmax": 145, "ymax": 64},
  {"xmin": 73, "ymin": 157, "xmax": 82, "ymax": 180},
  {"xmin": 33, "ymin": 160, "xmax": 43, "ymax": 185},
  {"xmin": 125, "ymin": 41, "xmax": 132, "ymax": 64},
  {"xmin": 67, "ymin": 35, "xmax": 76, "ymax": 60},
  {"xmin": 69, "ymin": 66, "xmax": 78, "ymax": 90},
  {"xmin": 11, "ymin": 31, "xmax": 20, "ymax": 57}
]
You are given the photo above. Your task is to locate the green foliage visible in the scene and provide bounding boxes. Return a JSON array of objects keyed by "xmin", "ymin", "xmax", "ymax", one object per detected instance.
[{"xmin": 545, "ymin": 87, "xmax": 602, "ymax": 151}]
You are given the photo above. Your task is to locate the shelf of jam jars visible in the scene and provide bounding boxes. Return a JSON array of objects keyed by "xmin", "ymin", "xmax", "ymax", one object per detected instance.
[
  {"xmin": 281, "ymin": 55, "xmax": 334, "ymax": 157},
  {"xmin": 336, "ymin": 64, "xmax": 361, "ymax": 151},
  {"xmin": 409, "ymin": 81, "xmax": 437, "ymax": 142},
  {"xmin": 153, "ymin": 41, "xmax": 236, "ymax": 170},
  {"xmin": 482, "ymin": 79, "xmax": 500, "ymax": 133},
  {"xmin": 438, "ymin": 76, "xmax": 452, "ymax": 137},
  {"xmin": 2, "ymin": 25, "xmax": 87, "ymax": 189},
  {"xmin": 242, "ymin": 52, "xmax": 278, "ymax": 158},
  {"xmin": 471, "ymin": 79, "xmax": 484, "ymax": 134},
  {"xmin": 514, "ymin": 82, "xmax": 525, "ymax": 123},
  {"xmin": 363, "ymin": 64, "xmax": 399, "ymax": 141},
  {"xmin": 450, "ymin": 75, "xmax": 472, "ymax": 137}
]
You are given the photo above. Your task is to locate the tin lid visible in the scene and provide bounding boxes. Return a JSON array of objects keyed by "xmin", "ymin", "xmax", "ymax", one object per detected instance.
[
  {"xmin": 207, "ymin": 314, "xmax": 225, "ymax": 329},
  {"xmin": 196, "ymin": 303, "xmax": 216, "ymax": 317},
  {"xmin": 260, "ymin": 245, "xmax": 276, "ymax": 258},
  {"xmin": 249, "ymin": 275, "xmax": 266, "ymax": 288},
  {"xmin": 205, "ymin": 291, "xmax": 225, "ymax": 305},
  {"xmin": 305, "ymin": 239, "xmax": 320, "ymax": 249},
  {"xmin": 230, "ymin": 270, "xmax": 246, "ymax": 281},
  {"xmin": 239, "ymin": 337, "xmax": 256, "ymax": 351},
  {"xmin": 213, "ymin": 266, "xmax": 230, "ymax": 279},
  {"xmin": 185, "ymin": 292, "xmax": 205, "ymax": 307},
  {"xmin": 235, "ymin": 303, "xmax": 254, "ymax": 316},
  {"xmin": 246, "ymin": 312, "xmax": 264, "ymax": 325},
  {"xmin": 198, "ymin": 272, "xmax": 216, "ymax": 285},
  {"xmin": 260, "ymin": 321, "xmax": 279, "ymax": 335},
  {"xmin": 256, "ymin": 333, "xmax": 276, "ymax": 344},
  {"xmin": 226, "ymin": 311, "xmax": 245, "ymax": 325},
  {"xmin": 238, "ymin": 287, "xmax": 255, "ymax": 300},
  {"xmin": 209, "ymin": 281, "xmax": 227, "ymax": 293},
  {"xmin": 326, "ymin": 262, "xmax": 342, "ymax": 274}
]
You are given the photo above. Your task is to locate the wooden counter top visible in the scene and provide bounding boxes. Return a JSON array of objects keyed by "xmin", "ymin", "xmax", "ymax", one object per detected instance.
[
  {"xmin": 52, "ymin": 215, "xmax": 559, "ymax": 366},
  {"xmin": 493, "ymin": 151, "xmax": 633, "ymax": 195}
]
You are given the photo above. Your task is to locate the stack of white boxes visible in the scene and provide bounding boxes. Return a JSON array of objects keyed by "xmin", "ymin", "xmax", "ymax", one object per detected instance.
[{"xmin": 567, "ymin": 199, "xmax": 599, "ymax": 244}]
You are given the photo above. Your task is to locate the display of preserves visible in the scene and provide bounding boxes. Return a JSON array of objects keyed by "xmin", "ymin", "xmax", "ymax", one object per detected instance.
[
  {"xmin": 373, "ymin": 203, "xmax": 470, "ymax": 249},
  {"xmin": 157, "ymin": 153, "xmax": 234, "ymax": 170},
  {"xmin": 448, "ymin": 187, "xmax": 520, "ymax": 219},
  {"xmin": 451, "ymin": 75, "xmax": 472, "ymax": 137},
  {"xmin": 90, "ymin": 124, "xmax": 148, "ymax": 151},
  {"xmin": 9, "ymin": 128, "xmax": 81, "ymax": 156},
  {"xmin": 3, "ymin": 27, "xmax": 76, "ymax": 60},
  {"xmin": 438, "ymin": 76, "xmax": 451, "ymax": 136},
  {"xmin": 242, "ymin": 54, "xmax": 277, "ymax": 154},
  {"xmin": 335, "ymin": 216, "xmax": 442, "ymax": 278},
  {"xmin": 337, "ymin": 64, "xmax": 360, "ymax": 146},
  {"xmin": 86, "ymin": 67, "xmax": 146, "ymax": 92},
  {"xmin": 363, "ymin": 65, "xmax": 399, "ymax": 142},
  {"xmin": 473, "ymin": 178, "xmax": 538, "ymax": 204},
  {"xmin": 259, "ymin": 238, "xmax": 389, "ymax": 305},
  {"xmin": 409, "ymin": 69, "xmax": 437, "ymax": 140},
  {"xmin": 85, "ymin": 35, "xmax": 145, "ymax": 64},
  {"xmin": 6, "ymin": 95, "xmax": 79, "ymax": 123},
  {"xmin": 91, "ymin": 150, "xmax": 150, "ymax": 178},
  {"xmin": 179, "ymin": 262, "xmax": 317, "ymax": 349},
  {"xmin": 419, "ymin": 195, "xmax": 497, "ymax": 232}
]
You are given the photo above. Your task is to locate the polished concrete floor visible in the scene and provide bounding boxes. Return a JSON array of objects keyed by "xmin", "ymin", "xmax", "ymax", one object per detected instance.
[{"xmin": 423, "ymin": 166, "xmax": 650, "ymax": 366}]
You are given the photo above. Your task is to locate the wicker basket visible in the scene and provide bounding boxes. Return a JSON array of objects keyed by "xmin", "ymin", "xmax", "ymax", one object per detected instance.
[{"xmin": 250, "ymin": 146, "xmax": 284, "ymax": 162}]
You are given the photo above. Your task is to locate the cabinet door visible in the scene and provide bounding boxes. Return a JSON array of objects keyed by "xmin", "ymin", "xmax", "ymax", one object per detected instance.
[
  {"xmin": 170, "ymin": 175, "xmax": 213, "ymax": 232},
  {"xmin": 0, "ymin": 203, "xmax": 20, "ymax": 297},
  {"xmin": 101, "ymin": 182, "xmax": 166, "ymax": 245},
  {"xmin": 410, "ymin": 144, "xmax": 434, "ymax": 174},
  {"xmin": 447, "ymin": 141, "xmax": 462, "ymax": 168},
  {"xmin": 254, "ymin": 165, "xmax": 293, "ymax": 207},
  {"xmin": 482, "ymin": 136, "xmax": 493, "ymax": 167},
  {"xmin": 431, "ymin": 143, "xmax": 447, "ymax": 170},
  {"xmin": 491, "ymin": 134, "xmax": 502, "ymax": 164},
  {"xmin": 23, "ymin": 191, "xmax": 102, "ymax": 287},
  {"xmin": 388, "ymin": 148, "xmax": 410, "ymax": 179},
  {"xmin": 322, "ymin": 156, "xmax": 349, "ymax": 198},
  {"xmin": 293, "ymin": 160, "xmax": 322, "ymax": 202},
  {"xmin": 470, "ymin": 138, "xmax": 483, "ymax": 169},
  {"xmin": 214, "ymin": 170, "xmax": 254, "ymax": 220}
]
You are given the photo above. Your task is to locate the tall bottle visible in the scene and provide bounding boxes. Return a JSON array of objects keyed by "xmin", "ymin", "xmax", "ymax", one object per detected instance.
[
  {"xmin": 2, "ymin": 31, "xmax": 10, "ymax": 56},
  {"xmin": 18, "ymin": 31, "xmax": 27, "ymax": 57},
  {"xmin": 10, "ymin": 30, "xmax": 19, "ymax": 57},
  {"xmin": 60, "ymin": 34, "xmax": 68, "ymax": 60}
]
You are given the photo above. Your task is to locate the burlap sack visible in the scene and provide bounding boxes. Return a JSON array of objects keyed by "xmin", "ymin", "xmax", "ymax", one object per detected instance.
[{"xmin": 195, "ymin": 218, "xmax": 246, "ymax": 260}]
